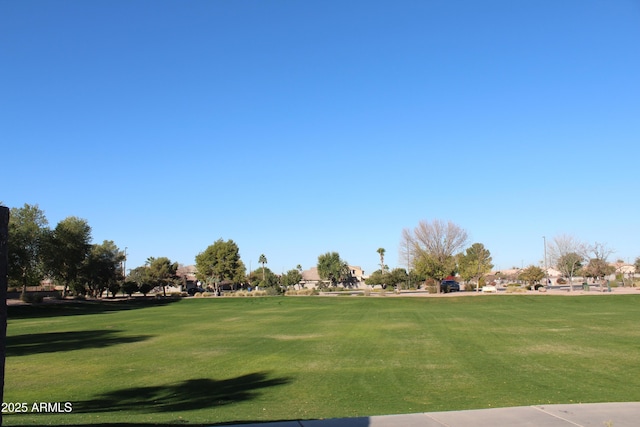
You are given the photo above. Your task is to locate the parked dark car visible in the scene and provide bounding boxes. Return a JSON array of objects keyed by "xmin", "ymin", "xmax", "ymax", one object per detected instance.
[
  {"xmin": 440, "ymin": 280, "xmax": 460, "ymax": 293},
  {"xmin": 187, "ymin": 287, "xmax": 205, "ymax": 296}
]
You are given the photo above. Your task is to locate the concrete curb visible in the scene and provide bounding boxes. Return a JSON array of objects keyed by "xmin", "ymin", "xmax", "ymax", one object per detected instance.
[{"xmin": 225, "ymin": 402, "xmax": 640, "ymax": 427}]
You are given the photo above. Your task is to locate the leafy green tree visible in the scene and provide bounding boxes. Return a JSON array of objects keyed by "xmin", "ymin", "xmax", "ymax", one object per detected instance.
[
  {"xmin": 195, "ymin": 239, "xmax": 246, "ymax": 290},
  {"xmin": 458, "ymin": 243, "xmax": 494, "ymax": 291},
  {"xmin": 139, "ymin": 282, "xmax": 154, "ymax": 296},
  {"xmin": 146, "ymin": 256, "xmax": 179, "ymax": 297},
  {"xmin": 249, "ymin": 267, "xmax": 280, "ymax": 291},
  {"xmin": 365, "ymin": 269, "xmax": 385, "ymax": 286},
  {"xmin": 45, "ymin": 216, "xmax": 92, "ymax": 296},
  {"xmin": 127, "ymin": 265, "xmax": 150, "ymax": 285},
  {"xmin": 408, "ymin": 269, "xmax": 426, "ymax": 289},
  {"xmin": 122, "ymin": 280, "xmax": 139, "ymax": 297},
  {"xmin": 83, "ymin": 240, "xmax": 125, "ymax": 298},
  {"xmin": 581, "ymin": 258, "xmax": 615, "ymax": 281},
  {"xmin": 7, "ymin": 204, "xmax": 49, "ymax": 297},
  {"xmin": 281, "ymin": 268, "xmax": 302, "ymax": 289},
  {"xmin": 402, "ymin": 219, "xmax": 468, "ymax": 292},
  {"xmin": 388, "ymin": 268, "xmax": 409, "ymax": 289},
  {"xmin": 108, "ymin": 281, "xmax": 122, "ymax": 298},
  {"xmin": 414, "ymin": 253, "xmax": 457, "ymax": 287},
  {"xmin": 258, "ymin": 254, "xmax": 267, "ymax": 282},
  {"xmin": 317, "ymin": 252, "xmax": 350, "ymax": 287},
  {"xmin": 366, "ymin": 268, "xmax": 408, "ymax": 289},
  {"xmin": 127, "ymin": 265, "xmax": 153, "ymax": 294},
  {"xmin": 518, "ymin": 265, "xmax": 545, "ymax": 286}
]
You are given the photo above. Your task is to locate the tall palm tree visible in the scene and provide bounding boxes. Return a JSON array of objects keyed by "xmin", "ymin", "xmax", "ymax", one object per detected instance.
[
  {"xmin": 258, "ymin": 254, "xmax": 267, "ymax": 282},
  {"xmin": 377, "ymin": 248, "xmax": 386, "ymax": 274}
]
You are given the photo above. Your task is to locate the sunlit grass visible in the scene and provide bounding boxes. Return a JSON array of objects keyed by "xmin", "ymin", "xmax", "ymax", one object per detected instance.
[{"xmin": 4, "ymin": 295, "xmax": 640, "ymax": 425}]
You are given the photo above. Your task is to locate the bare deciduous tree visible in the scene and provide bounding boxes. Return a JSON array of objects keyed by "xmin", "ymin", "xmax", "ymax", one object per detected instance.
[
  {"xmin": 401, "ymin": 219, "xmax": 468, "ymax": 293},
  {"xmin": 589, "ymin": 242, "xmax": 614, "ymax": 262},
  {"xmin": 583, "ymin": 242, "xmax": 615, "ymax": 282},
  {"xmin": 546, "ymin": 234, "xmax": 588, "ymax": 291}
]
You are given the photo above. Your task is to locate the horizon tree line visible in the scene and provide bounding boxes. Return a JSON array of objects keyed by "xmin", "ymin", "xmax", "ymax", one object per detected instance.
[{"xmin": 4, "ymin": 202, "xmax": 633, "ymax": 297}]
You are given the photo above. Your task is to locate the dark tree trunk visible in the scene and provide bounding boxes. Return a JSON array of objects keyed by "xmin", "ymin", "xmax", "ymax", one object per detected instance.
[{"xmin": 1, "ymin": 207, "xmax": 10, "ymax": 426}]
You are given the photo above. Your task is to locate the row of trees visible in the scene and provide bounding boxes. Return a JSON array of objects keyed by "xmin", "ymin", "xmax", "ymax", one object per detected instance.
[
  {"xmin": 7, "ymin": 203, "xmax": 187, "ymax": 298},
  {"xmin": 546, "ymin": 235, "xmax": 624, "ymax": 290},
  {"xmin": 294, "ymin": 222, "xmax": 493, "ymax": 292},
  {"xmin": 7, "ymin": 204, "xmax": 126, "ymax": 297},
  {"xmin": 7, "ymin": 204, "xmax": 307, "ymax": 297},
  {"xmin": 7, "ymin": 202, "xmax": 635, "ymax": 298},
  {"xmin": 396, "ymin": 219, "xmax": 494, "ymax": 292},
  {"xmin": 511, "ymin": 239, "xmax": 626, "ymax": 288},
  {"xmin": 383, "ymin": 219, "xmax": 627, "ymax": 292},
  {"xmin": 194, "ymin": 239, "xmax": 304, "ymax": 293}
]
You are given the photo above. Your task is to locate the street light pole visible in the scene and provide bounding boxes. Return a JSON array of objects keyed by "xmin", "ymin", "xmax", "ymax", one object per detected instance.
[
  {"xmin": 543, "ymin": 236, "xmax": 549, "ymax": 288},
  {"xmin": 123, "ymin": 247, "xmax": 128, "ymax": 280}
]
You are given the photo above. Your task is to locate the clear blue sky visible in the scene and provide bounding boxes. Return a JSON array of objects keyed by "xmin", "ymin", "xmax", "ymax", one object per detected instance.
[{"xmin": 2, "ymin": 0, "xmax": 639, "ymax": 275}]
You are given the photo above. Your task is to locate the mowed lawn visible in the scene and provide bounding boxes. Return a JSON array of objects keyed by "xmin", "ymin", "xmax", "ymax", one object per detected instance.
[{"xmin": 4, "ymin": 295, "xmax": 640, "ymax": 426}]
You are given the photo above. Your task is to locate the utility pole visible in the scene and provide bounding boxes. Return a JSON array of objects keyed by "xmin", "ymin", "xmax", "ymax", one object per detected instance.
[
  {"xmin": 543, "ymin": 236, "xmax": 549, "ymax": 288},
  {"xmin": 406, "ymin": 239, "xmax": 411, "ymax": 290},
  {"xmin": 123, "ymin": 247, "xmax": 128, "ymax": 280}
]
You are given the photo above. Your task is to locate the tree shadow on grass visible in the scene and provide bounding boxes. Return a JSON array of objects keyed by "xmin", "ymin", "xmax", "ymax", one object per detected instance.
[
  {"xmin": 7, "ymin": 297, "xmax": 182, "ymax": 320},
  {"xmin": 6, "ymin": 330, "xmax": 152, "ymax": 357},
  {"xmin": 72, "ymin": 372, "xmax": 291, "ymax": 414}
]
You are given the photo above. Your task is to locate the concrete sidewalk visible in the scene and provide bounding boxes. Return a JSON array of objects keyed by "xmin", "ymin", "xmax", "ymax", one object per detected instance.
[{"xmin": 226, "ymin": 402, "xmax": 640, "ymax": 427}]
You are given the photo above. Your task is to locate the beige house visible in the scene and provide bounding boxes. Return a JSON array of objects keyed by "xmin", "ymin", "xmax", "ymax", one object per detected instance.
[
  {"xmin": 176, "ymin": 264, "xmax": 199, "ymax": 290},
  {"xmin": 300, "ymin": 266, "xmax": 366, "ymax": 289},
  {"xmin": 613, "ymin": 262, "xmax": 636, "ymax": 275}
]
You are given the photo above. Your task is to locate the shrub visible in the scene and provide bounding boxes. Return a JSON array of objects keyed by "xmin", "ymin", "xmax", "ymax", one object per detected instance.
[
  {"xmin": 71, "ymin": 282, "xmax": 87, "ymax": 296},
  {"xmin": 108, "ymin": 282, "xmax": 121, "ymax": 297},
  {"xmin": 139, "ymin": 283, "xmax": 153, "ymax": 296},
  {"xmin": 202, "ymin": 292, "xmax": 214, "ymax": 297},
  {"xmin": 122, "ymin": 281, "xmax": 139, "ymax": 297},
  {"xmin": 194, "ymin": 292, "xmax": 203, "ymax": 298},
  {"xmin": 285, "ymin": 289, "xmax": 317, "ymax": 296},
  {"xmin": 21, "ymin": 293, "xmax": 44, "ymax": 304},
  {"xmin": 556, "ymin": 278, "xmax": 567, "ymax": 285},
  {"xmin": 264, "ymin": 287, "xmax": 283, "ymax": 296}
]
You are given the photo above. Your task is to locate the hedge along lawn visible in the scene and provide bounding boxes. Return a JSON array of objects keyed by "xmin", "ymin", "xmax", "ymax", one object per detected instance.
[{"xmin": 4, "ymin": 295, "xmax": 640, "ymax": 426}]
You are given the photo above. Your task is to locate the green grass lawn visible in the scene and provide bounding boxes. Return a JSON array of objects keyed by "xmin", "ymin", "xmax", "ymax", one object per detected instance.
[{"xmin": 4, "ymin": 295, "xmax": 640, "ymax": 426}]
